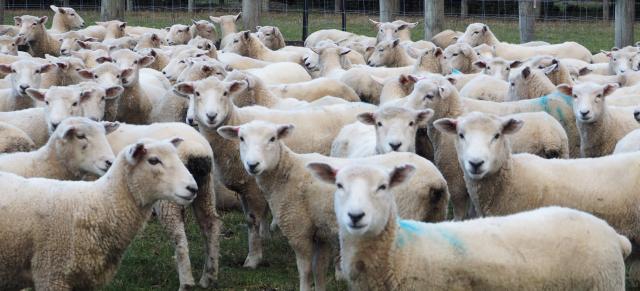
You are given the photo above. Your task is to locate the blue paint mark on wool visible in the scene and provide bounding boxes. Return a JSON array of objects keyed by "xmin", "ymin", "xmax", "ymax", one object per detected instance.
[
  {"xmin": 451, "ymin": 68, "xmax": 462, "ymax": 75},
  {"xmin": 396, "ymin": 219, "xmax": 466, "ymax": 253},
  {"xmin": 532, "ymin": 92, "xmax": 573, "ymax": 124}
]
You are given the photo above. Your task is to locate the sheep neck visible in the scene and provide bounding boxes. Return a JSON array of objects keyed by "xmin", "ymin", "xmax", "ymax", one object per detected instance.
[
  {"xmin": 577, "ymin": 109, "xmax": 613, "ymax": 157},
  {"xmin": 29, "ymin": 28, "xmax": 61, "ymax": 58},
  {"xmin": 464, "ymin": 147, "xmax": 514, "ymax": 217},
  {"xmin": 31, "ymin": 140, "xmax": 78, "ymax": 180},
  {"xmin": 341, "ymin": 210, "xmax": 400, "ymax": 290},
  {"xmin": 51, "ymin": 13, "xmax": 69, "ymax": 33},
  {"xmin": 319, "ymin": 54, "xmax": 344, "ymax": 77},
  {"xmin": 249, "ymin": 80, "xmax": 278, "ymax": 108},
  {"xmin": 116, "ymin": 77, "xmax": 152, "ymax": 124},
  {"xmin": 254, "ymin": 144, "xmax": 296, "ymax": 215},
  {"xmin": 427, "ymin": 92, "xmax": 465, "ymax": 146},
  {"xmin": 522, "ymin": 74, "xmax": 555, "ymax": 99},
  {"xmin": 392, "ymin": 48, "xmax": 414, "ymax": 67},
  {"xmin": 485, "ymin": 33, "xmax": 500, "ymax": 46},
  {"xmin": 247, "ymin": 37, "xmax": 272, "ymax": 60}
]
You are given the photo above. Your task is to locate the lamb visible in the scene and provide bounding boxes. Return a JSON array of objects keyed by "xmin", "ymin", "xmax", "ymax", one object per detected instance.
[
  {"xmin": 217, "ymin": 120, "xmax": 449, "ymax": 290},
  {"xmin": 370, "ymin": 19, "xmax": 418, "ymax": 43},
  {"xmin": 557, "ymin": 82, "xmax": 640, "ymax": 157},
  {"xmin": 309, "ymin": 162, "xmax": 629, "ymax": 291},
  {"xmin": 174, "ymin": 77, "xmax": 375, "ymax": 268},
  {"xmin": 378, "ymin": 74, "xmax": 419, "ymax": 105},
  {"xmin": 69, "ymin": 48, "xmax": 110, "ymax": 68},
  {"xmin": 48, "ymin": 5, "xmax": 85, "ymax": 34},
  {"xmin": 14, "ymin": 15, "xmax": 61, "ymax": 57},
  {"xmin": 607, "ymin": 46, "xmax": 640, "ymax": 74},
  {"xmin": 58, "ymin": 31, "xmax": 96, "ymax": 55},
  {"xmin": 269, "ymin": 78, "xmax": 361, "ymax": 102},
  {"xmin": 0, "ymin": 122, "xmax": 35, "ymax": 153},
  {"xmin": 41, "ymin": 54, "xmax": 86, "ymax": 88},
  {"xmin": 0, "ymin": 60, "xmax": 56, "ymax": 111},
  {"xmin": 433, "ymin": 111, "xmax": 640, "ymax": 284},
  {"xmin": 456, "ymin": 23, "xmax": 501, "ymax": 47},
  {"xmin": 494, "ymin": 41, "xmax": 592, "ymax": 62},
  {"xmin": 367, "ymin": 39, "xmax": 415, "ymax": 67},
  {"xmin": 507, "ymin": 66, "xmax": 556, "ymax": 101},
  {"xmin": 0, "ymin": 117, "xmax": 116, "ymax": 180},
  {"xmin": 188, "ymin": 36, "xmax": 215, "ymax": 51},
  {"xmin": 190, "ymin": 19, "xmax": 218, "ymax": 43},
  {"xmin": 102, "ymin": 36, "xmax": 137, "ymax": 50},
  {"xmin": 210, "ymin": 13, "xmax": 241, "ymax": 49},
  {"xmin": 442, "ymin": 42, "xmax": 480, "ymax": 74},
  {"xmin": 473, "ymin": 57, "xmax": 521, "ymax": 80},
  {"xmin": 0, "ymin": 35, "xmax": 26, "ymax": 56},
  {"xmin": 525, "ymin": 56, "xmax": 574, "ymax": 86},
  {"xmin": 459, "ymin": 74, "xmax": 509, "ymax": 102},
  {"xmin": 166, "ymin": 24, "xmax": 192, "ymax": 45},
  {"xmin": 331, "ymin": 106, "xmax": 433, "ymax": 158},
  {"xmin": 315, "ymin": 46, "xmax": 352, "ymax": 79},
  {"xmin": 256, "ymin": 26, "xmax": 285, "ymax": 50},
  {"xmin": 133, "ymin": 32, "xmax": 163, "ymax": 51},
  {"xmin": 431, "ymin": 29, "xmax": 462, "ymax": 48},
  {"xmin": 223, "ymin": 31, "xmax": 304, "ymax": 64},
  {"xmin": 243, "ymin": 62, "xmax": 312, "ymax": 85},
  {"xmin": 0, "ymin": 138, "xmax": 199, "ymax": 290}
]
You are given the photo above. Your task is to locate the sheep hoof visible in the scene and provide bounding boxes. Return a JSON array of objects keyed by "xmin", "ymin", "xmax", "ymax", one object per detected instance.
[
  {"xmin": 178, "ymin": 283, "xmax": 195, "ymax": 291},
  {"xmin": 243, "ymin": 256, "xmax": 261, "ymax": 269}
]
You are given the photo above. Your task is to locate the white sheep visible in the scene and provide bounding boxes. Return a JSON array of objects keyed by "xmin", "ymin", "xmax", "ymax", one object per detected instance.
[
  {"xmin": 0, "ymin": 122, "xmax": 35, "ymax": 153},
  {"xmin": 268, "ymin": 78, "xmax": 361, "ymax": 102},
  {"xmin": 0, "ymin": 59, "xmax": 56, "ymax": 111},
  {"xmin": 190, "ymin": 19, "xmax": 218, "ymax": 43},
  {"xmin": 166, "ymin": 24, "xmax": 193, "ymax": 45},
  {"xmin": 378, "ymin": 74, "xmax": 419, "ymax": 104},
  {"xmin": 256, "ymin": 26, "xmax": 285, "ymax": 50},
  {"xmin": 369, "ymin": 19, "xmax": 418, "ymax": 43},
  {"xmin": 442, "ymin": 42, "xmax": 480, "ymax": 74},
  {"xmin": 48, "ymin": 5, "xmax": 85, "ymax": 34},
  {"xmin": 14, "ymin": 15, "xmax": 61, "ymax": 57},
  {"xmin": 431, "ymin": 29, "xmax": 462, "ymax": 48},
  {"xmin": 218, "ymin": 51, "xmax": 272, "ymax": 70},
  {"xmin": 133, "ymin": 32, "xmax": 163, "ymax": 51},
  {"xmin": 459, "ymin": 74, "xmax": 509, "ymax": 102},
  {"xmin": 495, "ymin": 41, "xmax": 592, "ymax": 62},
  {"xmin": 367, "ymin": 39, "xmax": 415, "ymax": 67},
  {"xmin": 218, "ymin": 120, "xmax": 449, "ymax": 291},
  {"xmin": 0, "ymin": 138, "xmax": 198, "ymax": 290},
  {"xmin": 309, "ymin": 161, "xmax": 629, "ymax": 290},
  {"xmin": 209, "ymin": 13, "xmax": 241, "ymax": 49},
  {"xmin": 473, "ymin": 57, "xmax": 521, "ymax": 80},
  {"xmin": 507, "ymin": 66, "xmax": 556, "ymax": 101},
  {"xmin": 434, "ymin": 111, "xmax": 640, "ymax": 284},
  {"xmin": 243, "ymin": 62, "xmax": 312, "ymax": 85},
  {"xmin": 557, "ymin": 82, "xmax": 640, "ymax": 157},
  {"xmin": 0, "ymin": 117, "xmax": 116, "ymax": 180},
  {"xmin": 223, "ymin": 31, "xmax": 304, "ymax": 64}
]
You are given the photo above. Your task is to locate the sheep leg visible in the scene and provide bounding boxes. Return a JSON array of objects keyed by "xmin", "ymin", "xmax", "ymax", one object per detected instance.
[
  {"xmin": 293, "ymin": 241, "xmax": 315, "ymax": 291},
  {"xmin": 312, "ymin": 242, "xmax": 332, "ymax": 291},
  {"xmin": 191, "ymin": 176, "xmax": 222, "ymax": 288},
  {"xmin": 155, "ymin": 202, "xmax": 196, "ymax": 290},
  {"xmin": 239, "ymin": 185, "xmax": 267, "ymax": 268}
]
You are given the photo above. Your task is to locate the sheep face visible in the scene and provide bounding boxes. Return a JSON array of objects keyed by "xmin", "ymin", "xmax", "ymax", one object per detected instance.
[
  {"xmin": 78, "ymin": 63, "xmax": 126, "ymax": 91},
  {"xmin": 358, "ymin": 106, "xmax": 433, "ymax": 154},
  {"xmin": 74, "ymin": 83, "xmax": 123, "ymax": 122},
  {"xmin": 218, "ymin": 121, "xmax": 293, "ymax": 176},
  {"xmin": 50, "ymin": 5, "xmax": 85, "ymax": 30},
  {"xmin": 111, "ymin": 49, "xmax": 155, "ymax": 86},
  {"xmin": 174, "ymin": 77, "xmax": 247, "ymax": 128},
  {"xmin": 416, "ymin": 47, "xmax": 444, "ymax": 73},
  {"xmin": 162, "ymin": 49, "xmax": 208, "ymax": 81},
  {"xmin": 166, "ymin": 24, "xmax": 192, "ymax": 46},
  {"xmin": 27, "ymin": 86, "xmax": 83, "ymax": 132},
  {"xmin": 473, "ymin": 44, "xmax": 495, "ymax": 60},
  {"xmin": 188, "ymin": 37, "xmax": 214, "ymax": 51},
  {"xmin": 222, "ymin": 31, "xmax": 253, "ymax": 55},
  {"xmin": 404, "ymin": 75, "xmax": 454, "ymax": 114},
  {"xmin": 443, "ymin": 43, "xmax": 476, "ymax": 74},
  {"xmin": 52, "ymin": 117, "xmax": 117, "ymax": 176},
  {"xmin": 434, "ymin": 112, "xmax": 523, "ymax": 180},
  {"xmin": 97, "ymin": 20, "xmax": 127, "ymax": 40},
  {"xmin": 0, "ymin": 35, "xmax": 21, "ymax": 55},
  {"xmin": 176, "ymin": 60, "xmax": 226, "ymax": 83},
  {"xmin": 58, "ymin": 32, "xmax": 93, "ymax": 55},
  {"xmin": 256, "ymin": 26, "xmax": 284, "ymax": 50},
  {"xmin": 14, "ymin": 15, "xmax": 48, "ymax": 44},
  {"xmin": 307, "ymin": 163, "xmax": 415, "ymax": 236},
  {"xmin": 209, "ymin": 13, "xmax": 241, "ymax": 35},
  {"xmin": 367, "ymin": 39, "xmax": 401, "ymax": 67},
  {"xmin": 507, "ymin": 66, "xmax": 537, "ymax": 100},
  {"xmin": 371, "ymin": 19, "xmax": 417, "ymax": 43},
  {"xmin": 70, "ymin": 49, "xmax": 110, "ymax": 69},
  {"xmin": 457, "ymin": 23, "xmax": 492, "ymax": 47},
  {"xmin": 46, "ymin": 55, "xmax": 87, "ymax": 82},
  {"xmin": 192, "ymin": 20, "xmax": 218, "ymax": 41},
  {"xmin": 558, "ymin": 83, "xmax": 617, "ymax": 124},
  {"xmin": 123, "ymin": 138, "xmax": 198, "ymax": 206},
  {"xmin": 474, "ymin": 58, "xmax": 520, "ymax": 81},
  {"xmin": 0, "ymin": 60, "xmax": 55, "ymax": 97},
  {"xmin": 134, "ymin": 33, "xmax": 163, "ymax": 51},
  {"xmin": 608, "ymin": 47, "xmax": 640, "ymax": 75}
]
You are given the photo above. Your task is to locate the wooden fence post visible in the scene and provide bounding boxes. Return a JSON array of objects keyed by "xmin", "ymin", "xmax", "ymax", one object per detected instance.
[
  {"xmin": 101, "ymin": 0, "xmax": 125, "ymax": 21},
  {"xmin": 603, "ymin": 0, "xmax": 610, "ymax": 21},
  {"xmin": 424, "ymin": 0, "xmax": 443, "ymax": 40},
  {"xmin": 518, "ymin": 0, "xmax": 535, "ymax": 43},
  {"xmin": 127, "ymin": 0, "xmax": 133, "ymax": 11},
  {"xmin": 615, "ymin": 0, "xmax": 634, "ymax": 48},
  {"xmin": 242, "ymin": 0, "xmax": 260, "ymax": 32},
  {"xmin": 461, "ymin": 0, "xmax": 468, "ymax": 18},
  {"xmin": 379, "ymin": 0, "xmax": 398, "ymax": 22}
]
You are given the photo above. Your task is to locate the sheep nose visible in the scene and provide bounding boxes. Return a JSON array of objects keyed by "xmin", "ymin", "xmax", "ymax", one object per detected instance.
[
  {"xmin": 162, "ymin": 71, "xmax": 167, "ymax": 75},
  {"xmin": 51, "ymin": 122, "xmax": 60, "ymax": 131},
  {"xmin": 105, "ymin": 160, "xmax": 113, "ymax": 169},
  {"xmin": 19, "ymin": 84, "xmax": 29, "ymax": 90},
  {"xmin": 389, "ymin": 142, "xmax": 402, "ymax": 151},
  {"xmin": 186, "ymin": 185, "xmax": 198, "ymax": 195},
  {"xmin": 206, "ymin": 113, "xmax": 217, "ymax": 122},
  {"xmin": 580, "ymin": 110, "xmax": 590, "ymax": 118},
  {"xmin": 635, "ymin": 110, "xmax": 640, "ymax": 120},
  {"xmin": 247, "ymin": 162, "xmax": 260, "ymax": 172},
  {"xmin": 348, "ymin": 212, "xmax": 365, "ymax": 224},
  {"xmin": 468, "ymin": 160, "xmax": 484, "ymax": 171},
  {"xmin": 187, "ymin": 117, "xmax": 195, "ymax": 125}
]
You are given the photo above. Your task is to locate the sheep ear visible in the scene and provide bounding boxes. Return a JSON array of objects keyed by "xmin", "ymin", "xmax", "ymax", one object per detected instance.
[
  {"xmin": 389, "ymin": 164, "xmax": 416, "ymax": 189},
  {"xmin": 40, "ymin": 63, "xmax": 56, "ymax": 73},
  {"xmin": 368, "ymin": 19, "xmax": 381, "ymax": 28},
  {"xmin": 137, "ymin": 55, "xmax": 155, "ymax": 67},
  {"xmin": 191, "ymin": 19, "xmax": 198, "ymax": 25},
  {"xmin": 169, "ymin": 137, "xmax": 184, "ymax": 148},
  {"xmin": 556, "ymin": 84, "xmax": 573, "ymax": 96},
  {"xmin": 0, "ymin": 64, "xmax": 12, "ymax": 74},
  {"xmin": 339, "ymin": 48, "xmax": 351, "ymax": 55},
  {"xmin": 105, "ymin": 86, "xmax": 124, "ymax": 99},
  {"xmin": 51, "ymin": 5, "xmax": 62, "ymax": 13},
  {"xmin": 521, "ymin": 66, "xmax": 531, "ymax": 79},
  {"xmin": 482, "ymin": 25, "xmax": 488, "ymax": 32},
  {"xmin": 121, "ymin": 68, "xmax": 134, "ymax": 79},
  {"xmin": 126, "ymin": 142, "xmax": 147, "ymax": 165},
  {"xmin": 228, "ymin": 80, "xmax": 246, "ymax": 94},
  {"xmin": 54, "ymin": 61, "xmax": 68, "ymax": 70},
  {"xmin": 174, "ymin": 82, "xmax": 195, "ymax": 96},
  {"xmin": 306, "ymin": 162, "xmax": 337, "ymax": 184},
  {"xmin": 14, "ymin": 35, "xmax": 27, "ymax": 46},
  {"xmin": 433, "ymin": 118, "xmax": 458, "ymax": 135},
  {"xmin": 277, "ymin": 124, "xmax": 295, "ymax": 139},
  {"xmin": 119, "ymin": 22, "xmax": 127, "ymax": 29},
  {"xmin": 415, "ymin": 109, "xmax": 434, "ymax": 126},
  {"xmin": 242, "ymin": 31, "xmax": 251, "ymax": 40},
  {"xmin": 603, "ymin": 83, "xmax": 618, "ymax": 97},
  {"xmin": 501, "ymin": 118, "xmax": 524, "ymax": 135},
  {"xmin": 14, "ymin": 16, "xmax": 22, "ymax": 25},
  {"xmin": 509, "ymin": 60, "xmax": 522, "ymax": 68},
  {"xmin": 542, "ymin": 64, "xmax": 558, "ymax": 75},
  {"xmin": 78, "ymin": 70, "xmax": 95, "ymax": 80},
  {"xmin": 209, "ymin": 16, "xmax": 221, "ymax": 23},
  {"xmin": 392, "ymin": 39, "xmax": 400, "ymax": 48},
  {"xmin": 578, "ymin": 67, "xmax": 592, "ymax": 76},
  {"xmin": 217, "ymin": 126, "xmax": 240, "ymax": 140},
  {"xmin": 365, "ymin": 46, "xmax": 374, "ymax": 54},
  {"xmin": 79, "ymin": 90, "xmax": 93, "ymax": 103},
  {"xmin": 357, "ymin": 112, "xmax": 376, "ymax": 125},
  {"xmin": 446, "ymin": 77, "xmax": 457, "ymax": 85},
  {"xmin": 60, "ymin": 125, "xmax": 77, "ymax": 140},
  {"xmin": 102, "ymin": 121, "xmax": 120, "ymax": 134},
  {"xmin": 235, "ymin": 13, "xmax": 242, "ymax": 22},
  {"xmin": 434, "ymin": 47, "xmax": 443, "ymax": 57},
  {"xmin": 39, "ymin": 16, "xmax": 48, "ymax": 25},
  {"xmin": 77, "ymin": 40, "xmax": 91, "ymax": 49},
  {"xmin": 25, "ymin": 88, "xmax": 46, "ymax": 102},
  {"xmin": 473, "ymin": 60, "xmax": 486, "ymax": 69}
]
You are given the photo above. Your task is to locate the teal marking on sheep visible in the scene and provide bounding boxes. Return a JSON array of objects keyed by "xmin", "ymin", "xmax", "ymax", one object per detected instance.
[
  {"xmin": 533, "ymin": 92, "xmax": 573, "ymax": 124},
  {"xmin": 396, "ymin": 220, "xmax": 466, "ymax": 253},
  {"xmin": 451, "ymin": 68, "xmax": 462, "ymax": 75}
]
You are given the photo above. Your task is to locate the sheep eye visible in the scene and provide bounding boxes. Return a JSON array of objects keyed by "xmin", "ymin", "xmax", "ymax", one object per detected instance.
[
  {"xmin": 452, "ymin": 53, "xmax": 458, "ymax": 57},
  {"xmin": 32, "ymin": 23, "xmax": 36, "ymax": 26},
  {"xmin": 45, "ymin": 101, "xmax": 49, "ymax": 105},
  {"xmin": 93, "ymin": 75, "xmax": 98, "ymax": 79},
  {"xmin": 35, "ymin": 70, "xmax": 40, "ymax": 74},
  {"xmin": 70, "ymin": 13, "xmax": 75, "ymax": 16},
  {"xmin": 11, "ymin": 69, "xmax": 15, "ymax": 73},
  {"xmin": 409, "ymin": 121, "xmax": 415, "ymax": 126},
  {"xmin": 424, "ymin": 94, "xmax": 433, "ymax": 100},
  {"xmin": 459, "ymin": 133, "xmax": 465, "ymax": 139},
  {"xmin": 269, "ymin": 136, "xmax": 276, "ymax": 142},
  {"xmin": 116, "ymin": 74, "xmax": 121, "ymax": 78},
  {"xmin": 239, "ymin": 136, "xmax": 244, "ymax": 142},
  {"xmin": 72, "ymin": 101, "xmax": 78, "ymax": 107},
  {"xmin": 179, "ymin": 60, "xmax": 185, "ymax": 63},
  {"xmin": 233, "ymin": 39, "xmax": 239, "ymax": 43},
  {"xmin": 510, "ymin": 82, "xmax": 515, "ymax": 87},
  {"xmin": 11, "ymin": 43, "xmax": 15, "ymax": 46},
  {"xmin": 538, "ymin": 65, "xmax": 544, "ymax": 69},
  {"xmin": 134, "ymin": 60, "xmax": 138, "ymax": 64},
  {"xmin": 506, "ymin": 67, "xmax": 510, "ymax": 70},
  {"xmin": 596, "ymin": 94, "xmax": 602, "ymax": 98},
  {"xmin": 76, "ymin": 134, "xmax": 86, "ymax": 139},
  {"xmin": 223, "ymin": 91, "xmax": 228, "ymax": 96},
  {"xmin": 572, "ymin": 94, "xmax": 578, "ymax": 98},
  {"xmin": 148, "ymin": 157, "xmax": 161, "ymax": 165},
  {"xmin": 613, "ymin": 58, "xmax": 617, "ymax": 61},
  {"xmin": 494, "ymin": 133, "xmax": 500, "ymax": 140},
  {"xmin": 101, "ymin": 96, "xmax": 105, "ymax": 100},
  {"xmin": 195, "ymin": 92, "xmax": 200, "ymax": 96},
  {"xmin": 377, "ymin": 121, "xmax": 383, "ymax": 127},
  {"xmin": 394, "ymin": 29, "xmax": 398, "ymax": 33},
  {"xmin": 377, "ymin": 184, "xmax": 387, "ymax": 191},
  {"xmin": 336, "ymin": 183, "xmax": 343, "ymax": 189},
  {"xmin": 487, "ymin": 66, "xmax": 491, "ymax": 70},
  {"xmin": 473, "ymin": 31, "xmax": 479, "ymax": 34},
  {"xmin": 265, "ymin": 33, "xmax": 270, "ymax": 36}
]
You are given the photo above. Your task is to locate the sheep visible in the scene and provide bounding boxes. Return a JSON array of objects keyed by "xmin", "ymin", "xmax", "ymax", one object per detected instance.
[
  {"xmin": 331, "ymin": 106, "xmax": 433, "ymax": 158},
  {"xmin": 367, "ymin": 39, "xmax": 415, "ymax": 67},
  {"xmin": 0, "ymin": 138, "xmax": 199, "ymax": 290},
  {"xmin": 456, "ymin": 23, "xmax": 501, "ymax": 47},
  {"xmin": 315, "ymin": 46, "xmax": 352, "ymax": 79},
  {"xmin": 431, "ymin": 29, "xmax": 462, "ymax": 48},
  {"xmin": 607, "ymin": 46, "xmax": 640, "ymax": 74},
  {"xmin": 57, "ymin": 31, "xmax": 96, "ymax": 55},
  {"xmin": 433, "ymin": 111, "xmax": 640, "ymax": 284},
  {"xmin": 96, "ymin": 20, "xmax": 127, "ymax": 40},
  {"xmin": 174, "ymin": 77, "xmax": 375, "ymax": 268},
  {"xmin": 474, "ymin": 43, "xmax": 495, "ymax": 60},
  {"xmin": 102, "ymin": 36, "xmax": 138, "ymax": 50},
  {"xmin": 106, "ymin": 122, "xmax": 222, "ymax": 289},
  {"xmin": 459, "ymin": 74, "xmax": 509, "ymax": 102},
  {"xmin": 161, "ymin": 47, "xmax": 216, "ymax": 81},
  {"xmin": 210, "ymin": 13, "xmax": 241, "ymax": 49},
  {"xmin": 369, "ymin": 19, "xmax": 418, "ymax": 43},
  {"xmin": 166, "ymin": 24, "xmax": 192, "ymax": 45},
  {"xmin": 614, "ymin": 129, "xmax": 640, "ymax": 154},
  {"xmin": 14, "ymin": 15, "xmax": 61, "ymax": 57},
  {"xmin": 404, "ymin": 75, "xmax": 570, "ymax": 219},
  {"xmin": 557, "ymin": 82, "xmax": 640, "ymax": 157},
  {"xmin": 507, "ymin": 66, "xmax": 556, "ymax": 101},
  {"xmin": 69, "ymin": 48, "xmax": 110, "ymax": 69},
  {"xmin": 494, "ymin": 41, "xmax": 592, "ymax": 62},
  {"xmin": 218, "ymin": 52, "xmax": 272, "ymax": 70},
  {"xmin": 593, "ymin": 51, "xmax": 611, "ymax": 63},
  {"xmin": 223, "ymin": 31, "xmax": 304, "ymax": 64},
  {"xmin": 256, "ymin": 25, "xmax": 285, "ymax": 50},
  {"xmin": 305, "ymin": 29, "xmax": 370, "ymax": 49},
  {"xmin": 133, "ymin": 32, "xmax": 163, "ymax": 51},
  {"xmin": 526, "ymin": 56, "xmax": 574, "ymax": 86},
  {"xmin": 309, "ymin": 162, "xmax": 629, "ymax": 291},
  {"xmin": 41, "ymin": 54, "xmax": 86, "ymax": 88},
  {"xmin": 188, "ymin": 36, "xmax": 215, "ymax": 51},
  {"xmin": 442, "ymin": 43, "xmax": 480, "ymax": 74},
  {"xmin": 0, "ymin": 60, "xmax": 56, "ymax": 111},
  {"xmin": 217, "ymin": 120, "xmax": 449, "ymax": 291},
  {"xmin": 473, "ymin": 57, "xmax": 521, "ymax": 80},
  {"xmin": 378, "ymin": 74, "xmax": 419, "ymax": 105},
  {"xmin": 244, "ymin": 62, "xmax": 312, "ymax": 85},
  {"xmin": 190, "ymin": 19, "xmax": 218, "ymax": 43},
  {"xmin": 445, "ymin": 72, "xmax": 481, "ymax": 90},
  {"xmin": 0, "ymin": 122, "xmax": 35, "ymax": 153},
  {"xmin": 0, "ymin": 24, "xmax": 19, "ymax": 36},
  {"xmin": 49, "ymin": 5, "xmax": 85, "ymax": 34},
  {"xmin": 269, "ymin": 78, "xmax": 361, "ymax": 102},
  {"xmin": 0, "ymin": 117, "xmax": 116, "ymax": 180},
  {"xmin": 0, "ymin": 35, "xmax": 27, "ymax": 56}
]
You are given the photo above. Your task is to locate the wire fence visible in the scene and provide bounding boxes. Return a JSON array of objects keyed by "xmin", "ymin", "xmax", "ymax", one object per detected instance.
[{"xmin": 4, "ymin": 0, "xmax": 639, "ymax": 51}]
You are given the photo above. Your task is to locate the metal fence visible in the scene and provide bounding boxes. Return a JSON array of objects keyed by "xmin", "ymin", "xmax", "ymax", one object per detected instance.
[{"xmin": 3, "ymin": 0, "xmax": 638, "ymax": 51}]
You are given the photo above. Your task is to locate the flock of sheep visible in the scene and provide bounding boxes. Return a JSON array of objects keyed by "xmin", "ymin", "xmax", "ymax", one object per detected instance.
[{"xmin": 0, "ymin": 4, "xmax": 639, "ymax": 290}]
